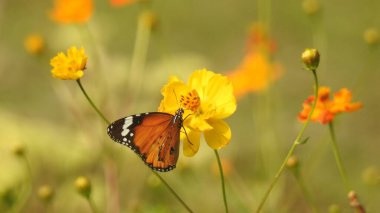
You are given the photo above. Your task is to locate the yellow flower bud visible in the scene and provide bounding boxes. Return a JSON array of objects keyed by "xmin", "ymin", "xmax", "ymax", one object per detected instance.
[
  {"xmin": 286, "ymin": 155, "xmax": 299, "ymax": 169},
  {"xmin": 302, "ymin": 0, "xmax": 321, "ymax": 16},
  {"xmin": 11, "ymin": 143, "xmax": 25, "ymax": 157},
  {"xmin": 361, "ymin": 166, "xmax": 380, "ymax": 186},
  {"xmin": 37, "ymin": 185, "xmax": 54, "ymax": 203},
  {"xmin": 140, "ymin": 11, "xmax": 157, "ymax": 31},
  {"xmin": 24, "ymin": 34, "xmax": 44, "ymax": 55},
  {"xmin": 363, "ymin": 28, "xmax": 380, "ymax": 46},
  {"xmin": 301, "ymin": 48, "xmax": 320, "ymax": 71},
  {"xmin": 75, "ymin": 176, "xmax": 91, "ymax": 198},
  {"xmin": 328, "ymin": 204, "xmax": 341, "ymax": 213}
]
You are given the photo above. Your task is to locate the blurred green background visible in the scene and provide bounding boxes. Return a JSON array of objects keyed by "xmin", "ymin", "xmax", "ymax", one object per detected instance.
[{"xmin": 1, "ymin": 0, "xmax": 379, "ymax": 212}]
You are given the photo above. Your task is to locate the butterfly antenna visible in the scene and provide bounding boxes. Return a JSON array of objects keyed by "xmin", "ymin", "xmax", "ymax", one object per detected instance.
[{"xmin": 172, "ymin": 89, "xmax": 182, "ymax": 109}]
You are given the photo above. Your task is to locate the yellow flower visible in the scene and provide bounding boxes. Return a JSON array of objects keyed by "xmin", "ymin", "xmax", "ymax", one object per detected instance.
[
  {"xmin": 50, "ymin": 0, "xmax": 93, "ymax": 24},
  {"xmin": 50, "ymin": 46, "xmax": 87, "ymax": 80},
  {"xmin": 24, "ymin": 34, "xmax": 44, "ymax": 54},
  {"xmin": 159, "ymin": 69, "xmax": 236, "ymax": 156}
]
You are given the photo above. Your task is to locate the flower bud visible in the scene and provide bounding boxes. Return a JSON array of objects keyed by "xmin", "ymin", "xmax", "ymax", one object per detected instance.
[
  {"xmin": 24, "ymin": 34, "xmax": 44, "ymax": 55},
  {"xmin": 75, "ymin": 176, "xmax": 91, "ymax": 198},
  {"xmin": 328, "ymin": 204, "xmax": 341, "ymax": 213},
  {"xmin": 302, "ymin": 0, "xmax": 321, "ymax": 16},
  {"xmin": 286, "ymin": 155, "xmax": 299, "ymax": 169},
  {"xmin": 140, "ymin": 11, "xmax": 157, "ymax": 31},
  {"xmin": 363, "ymin": 28, "xmax": 379, "ymax": 46},
  {"xmin": 37, "ymin": 185, "xmax": 54, "ymax": 203},
  {"xmin": 11, "ymin": 143, "xmax": 25, "ymax": 157},
  {"xmin": 301, "ymin": 48, "xmax": 320, "ymax": 71},
  {"xmin": 361, "ymin": 166, "xmax": 380, "ymax": 186}
]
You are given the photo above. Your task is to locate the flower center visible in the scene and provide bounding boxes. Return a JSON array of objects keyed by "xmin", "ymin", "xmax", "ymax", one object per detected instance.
[{"xmin": 180, "ymin": 89, "xmax": 201, "ymax": 112}]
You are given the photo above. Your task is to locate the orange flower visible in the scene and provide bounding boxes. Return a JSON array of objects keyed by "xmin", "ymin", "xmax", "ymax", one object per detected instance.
[
  {"xmin": 247, "ymin": 22, "xmax": 277, "ymax": 54},
  {"xmin": 110, "ymin": 0, "xmax": 137, "ymax": 7},
  {"xmin": 228, "ymin": 52, "xmax": 282, "ymax": 98},
  {"xmin": 50, "ymin": 0, "xmax": 93, "ymax": 24},
  {"xmin": 298, "ymin": 87, "xmax": 363, "ymax": 124},
  {"xmin": 227, "ymin": 23, "xmax": 282, "ymax": 98}
]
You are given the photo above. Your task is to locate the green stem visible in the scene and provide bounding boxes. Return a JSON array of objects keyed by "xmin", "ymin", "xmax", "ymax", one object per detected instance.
[
  {"xmin": 76, "ymin": 79, "xmax": 111, "ymax": 125},
  {"xmin": 76, "ymin": 79, "xmax": 192, "ymax": 212},
  {"xmin": 152, "ymin": 171, "xmax": 193, "ymax": 213},
  {"xmin": 255, "ymin": 70, "xmax": 319, "ymax": 212},
  {"xmin": 214, "ymin": 150, "xmax": 229, "ymax": 213},
  {"xmin": 87, "ymin": 196, "xmax": 98, "ymax": 213},
  {"xmin": 328, "ymin": 122, "xmax": 351, "ymax": 191}
]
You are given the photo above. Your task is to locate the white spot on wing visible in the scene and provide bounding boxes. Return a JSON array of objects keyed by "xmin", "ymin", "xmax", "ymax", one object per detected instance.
[
  {"xmin": 121, "ymin": 128, "xmax": 129, "ymax": 136},
  {"xmin": 121, "ymin": 117, "xmax": 133, "ymax": 136}
]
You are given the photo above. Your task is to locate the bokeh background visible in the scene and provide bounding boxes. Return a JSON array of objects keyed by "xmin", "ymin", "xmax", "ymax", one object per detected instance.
[{"xmin": 0, "ymin": 0, "xmax": 379, "ymax": 212}]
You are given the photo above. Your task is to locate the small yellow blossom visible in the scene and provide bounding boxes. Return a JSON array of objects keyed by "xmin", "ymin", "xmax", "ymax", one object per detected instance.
[
  {"xmin": 159, "ymin": 69, "xmax": 236, "ymax": 156},
  {"xmin": 50, "ymin": 0, "xmax": 93, "ymax": 24},
  {"xmin": 50, "ymin": 46, "xmax": 87, "ymax": 80},
  {"xmin": 24, "ymin": 34, "xmax": 44, "ymax": 54}
]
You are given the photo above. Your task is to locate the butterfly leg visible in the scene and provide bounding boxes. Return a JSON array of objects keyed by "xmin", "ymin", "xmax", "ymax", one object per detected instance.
[{"xmin": 181, "ymin": 126, "xmax": 193, "ymax": 145}]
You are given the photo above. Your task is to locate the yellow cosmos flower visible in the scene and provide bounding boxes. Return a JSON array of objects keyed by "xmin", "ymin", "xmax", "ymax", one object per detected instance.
[
  {"xmin": 50, "ymin": 0, "xmax": 93, "ymax": 24},
  {"xmin": 24, "ymin": 34, "xmax": 44, "ymax": 55},
  {"xmin": 50, "ymin": 46, "xmax": 87, "ymax": 80},
  {"xmin": 159, "ymin": 69, "xmax": 237, "ymax": 157}
]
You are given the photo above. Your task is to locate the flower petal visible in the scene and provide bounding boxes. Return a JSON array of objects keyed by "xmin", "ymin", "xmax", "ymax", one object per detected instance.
[
  {"xmin": 188, "ymin": 69, "xmax": 236, "ymax": 119},
  {"xmin": 158, "ymin": 76, "xmax": 191, "ymax": 115},
  {"xmin": 204, "ymin": 119, "xmax": 231, "ymax": 149},
  {"xmin": 186, "ymin": 115, "xmax": 213, "ymax": 131},
  {"xmin": 182, "ymin": 129, "xmax": 201, "ymax": 157}
]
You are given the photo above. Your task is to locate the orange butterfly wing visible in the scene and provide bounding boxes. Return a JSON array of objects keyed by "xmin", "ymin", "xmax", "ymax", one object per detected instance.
[{"xmin": 107, "ymin": 112, "xmax": 182, "ymax": 172}]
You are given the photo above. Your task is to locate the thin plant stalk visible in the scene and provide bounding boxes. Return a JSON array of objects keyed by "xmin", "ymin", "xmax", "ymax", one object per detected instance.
[
  {"xmin": 87, "ymin": 196, "xmax": 98, "ymax": 213},
  {"xmin": 255, "ymin": 69, "xmax": 319, "ymax": 212},
  {"xmin": 328, "ymin": 122, "xmax": 351, "ymax": 191},
  {"xmin": 214, "ymin": 150, "xmax": 229, "ymax": 213},
  {"xmin": 152, "ymin": 171, "xmax": 193, "ymax": 213},
  {"xmin": 76, "ymin": 80, "xmax": 193, "ymax": 213},
  {"xmin": 76, "ymin": 79, "xmax": 111, "ymax": 124}
]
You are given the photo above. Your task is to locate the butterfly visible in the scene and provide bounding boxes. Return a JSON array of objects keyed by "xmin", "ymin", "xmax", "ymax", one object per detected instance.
[{"xmin": 107, "ymin": 108, "xmax": 185, "ymax": 172}]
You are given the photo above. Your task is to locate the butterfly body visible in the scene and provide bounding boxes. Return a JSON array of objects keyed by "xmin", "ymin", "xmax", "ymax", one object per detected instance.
[{"xmin": 107, "ymin": 108, "xmax": 184, "ymax": 172}]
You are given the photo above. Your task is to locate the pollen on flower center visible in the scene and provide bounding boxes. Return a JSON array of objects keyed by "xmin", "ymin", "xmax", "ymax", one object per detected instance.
[{"xmin": 180, "ymin": 89, "xmax": 201, "ymax": 112}]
